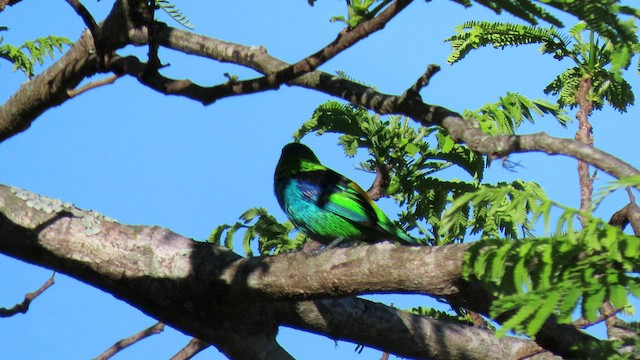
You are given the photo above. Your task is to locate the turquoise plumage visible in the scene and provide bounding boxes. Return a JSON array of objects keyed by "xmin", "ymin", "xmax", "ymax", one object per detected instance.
[{"xmin": 274, "ymin": 142, "xmax": 416, "ymax": 246}]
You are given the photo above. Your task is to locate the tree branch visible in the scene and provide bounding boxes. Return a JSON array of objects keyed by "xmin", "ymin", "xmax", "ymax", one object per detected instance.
[
  {"xmin": 0, "ymin": 2, "xmax": 632, "ymax": 359},
  {"xmin": 2, "ymin": 5, "xmax": 639, "ymax": 185},
  {"xmin": 65, "ymin": 0, "xmax": 100, "ymax": 44},
  {"xmin": 170, "ymin": 338, "xmax": 210, "ymax": 360},
  {"xmin": 0, "ymin": 29, "xmax": 98, "ymax": 142},
  {"xmin": 0, "ymin": 273, "xmax": 55, "ymax": 317},
  {"xmin": 94, "ymin": 322, "xmax": 165, "ymax": 360},
  {"xmin": 0, "ymin": 184, "xmax": 601, "ymax": 359},
  {"xmin": 609, "ymin": 202, "xmax": 640, "ymax": 236},
  {"xmin": 152, "ymin": 26, "xmax": 640, "ymax": 183},
  {"xmin": 575, "ymin": 76, "xmax": 595, "ymax": 227},
  {"xmin": 67, "ymin": 74, "xmax": 123, "ymax": 98},
  {"xmin": 366, "ymin": 164, "xmax": 392, "ymax": 200},
  {"xmin": 441, "ymin": 120, "xmax": 640, "ymax": 181},
  {"xmin": 113, "ymin": 0, "xmax": 414, "ymax": 105},
  {"xmin": 274, "ymin": 298, "xmax": 560, "ymax": 360},
  {"xmin": 0, "ymin": 0, "xmax": 22, "ymax": 12}
]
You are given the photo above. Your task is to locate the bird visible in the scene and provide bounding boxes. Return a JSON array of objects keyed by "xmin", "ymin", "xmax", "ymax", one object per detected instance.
[{"xmin": 274, "ymin": 142, "xmax": 417, "ymax": 247}]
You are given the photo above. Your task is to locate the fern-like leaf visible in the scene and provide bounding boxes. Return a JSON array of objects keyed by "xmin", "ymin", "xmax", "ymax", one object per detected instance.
[
  {"xmin": 464, "ymin": 92, "xmax": 571, "ymax": 137},
  {"xmin": 209, "ymin": 207, "xmax": 303, "ymax": 256},
  {"xmin": 155, "ymin": 0, "xmax": 195, "ymax": 30},
  {"xmin": 0, "ymin": 35, "xmax": 72, "ymax": 77},
  {"xmin": 446, "ymin": 21, "xmax": 571, "ymax": 64}
]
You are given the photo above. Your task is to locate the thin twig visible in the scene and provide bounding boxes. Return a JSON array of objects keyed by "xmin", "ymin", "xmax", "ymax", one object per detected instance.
[
  {"xmin": 409, "ymin": 64, "xmax": 441, "ymax": 94},
  {"xmin": 626, "ymin": 187, "xmax": 636, "ymax": 204},
  {"xmin": 395, "ymin": 64, "xmax": 441, "ymax": 110},
  {"xmin": 169, "ymin": 337, "xmax": 210, "ymax": 360},
  {"xmin": 67, "ymin": 74, "xmax": 123, "ymax": 98},
  {"xmin": 573, "ymin": 305, "xmax": 621, "ymax": 329},
  {"xmin": 0, "ymin": 273, "xmax": 55, "ymax": 317},
  {"xmin": 466, "ymin": 310, "xmax": 490, "ymax": 328},
  {"xmin": 93, "ymin": 322, "xmax": 165, "ymax": 360},
  {"xmin": 65, "ymin": 0, "xmax": 100, "ymax": 43}
]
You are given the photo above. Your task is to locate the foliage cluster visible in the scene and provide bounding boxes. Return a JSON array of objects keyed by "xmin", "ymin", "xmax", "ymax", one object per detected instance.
[
  {"xmin": 450, "ymin": 183, "xmax": 640, "ymax": 337},
  {"xmin": 0, "ymin": 27, "xmax": 71, "ymax": 78},
  {"xmin": 446, "ymin": 20, "xmax": 640, "ymax": 111}
]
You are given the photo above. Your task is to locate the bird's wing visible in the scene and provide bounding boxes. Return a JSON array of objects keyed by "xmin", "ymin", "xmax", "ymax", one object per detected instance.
[
  {"xmin": 294, "ymin": 169, "xmax": 381, "ymax": 226},
  {"xmin": 294, "ymin": 169, "xmax": 418, "ymax": 244},
  {"xmin": 324, "ymin": 180, "xmax": 380, "ymax": 225}
]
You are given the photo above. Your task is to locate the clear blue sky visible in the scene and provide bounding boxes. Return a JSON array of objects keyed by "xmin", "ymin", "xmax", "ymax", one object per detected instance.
[{"xmin": 1, "ymin": 1, "xmax": 639, "ymax": 359}]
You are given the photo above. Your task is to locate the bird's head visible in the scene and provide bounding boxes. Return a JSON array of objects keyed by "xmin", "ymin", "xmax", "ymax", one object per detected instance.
[
  {"xmin": 281, "ymin": 142, "xmax": 319, "ymax": 162},
  {"xmin": 275, "ymin": 142, "xmax": 323, "ymax": 179}
]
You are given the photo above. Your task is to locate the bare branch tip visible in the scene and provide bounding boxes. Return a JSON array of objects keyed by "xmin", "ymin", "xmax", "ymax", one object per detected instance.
[
  {"xmin": 170, "ymin": 337, "xmax": 210, "ymax": 360},
  {"xmin": 409, "ymin": 64, "xmax": 441, "ymax": 93},
  {"xmin": 626, "ymin": 187, "xmax": 636, "ymax": 204},
  {"xmin": 94, "ymin": 322, "xmax": 165, "ymax": 360},
  {"xmin": 67, "ymin": 74, "xmax": 123, "ymax": 98},
  {"xmin": 0, "ymin": 274, "xmax": 56, "ymax": 318}
]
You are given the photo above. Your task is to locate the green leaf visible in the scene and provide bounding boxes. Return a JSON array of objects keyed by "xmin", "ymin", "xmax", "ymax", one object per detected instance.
[
  {"xmin": 582, "ymin": 288, "xmax": 606, "ymax": 322},
  {"xmin": 558, "ymin": 287, "xmax": 583, "ymax": 322},
  {"xmin": 208, "ymin": 224, "xmax": 230, "ymax": 245},
  {"xmin": 225, "ymin": 223, "xmax": 242, "ymax": 251},
  {"xmin": 242, "ymin": 227, "xmax": 254, "ymax": 256},
  {"xmin": 491, "ymin": 242, "xmax": 514, "ymax": 284},
  {"xmin": 629, "ymin": 281, "xmax": 640, "ymax": 298},
  {"xmin": 155, "ymin": 0, "xmax": 195, "ymax": 29},
  {"xmin": 527, "ymin": 291, "xmax": 560, "ymax": 335},
  {"xmin": 609, "ymin": 284, "xmax": 629, "ymax": 310},
  {"xmin": 0, "ymin": 35, "xmax": 72, "ymax": 77},
  {"xmin": 513, "ymin": 241, "xmax": 534, "ymax": 293},
  {"xmin": 496, "ymin": 302, "xmax": 539, "ymax": 337}
]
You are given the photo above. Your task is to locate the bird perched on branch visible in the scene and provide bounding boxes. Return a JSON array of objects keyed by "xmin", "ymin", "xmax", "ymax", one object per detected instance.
[{"xmin": 274, "ymin": 142, "xmax": 417, "ymax": 247}]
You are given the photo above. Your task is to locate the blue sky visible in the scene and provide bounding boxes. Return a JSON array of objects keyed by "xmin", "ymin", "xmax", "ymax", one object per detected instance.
[{"xmin": 1, "ymin": 1, "xmax": 639, "ymax": 359}]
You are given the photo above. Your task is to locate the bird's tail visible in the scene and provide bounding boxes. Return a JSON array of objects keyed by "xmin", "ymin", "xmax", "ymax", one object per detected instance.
[{"xmin": 394, "ymin": 227, "xmax": 419, "ymax": 246}]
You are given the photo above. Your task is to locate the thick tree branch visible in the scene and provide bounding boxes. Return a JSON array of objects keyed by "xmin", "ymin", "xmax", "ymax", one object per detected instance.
[
  {"xmin": 0, "ymin": 273, "xmax": 55, "ymax": 317},
  {"xmin": 273, "ymin": 298, "xmax": 560, "ymax": 360},
  {"xmin": 0, "ymin": 187, "xmax": 290, "ymax": 359},
  {"xmin": 0, "ymin": 184, "xmax": 601, "ymax": 359}
]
